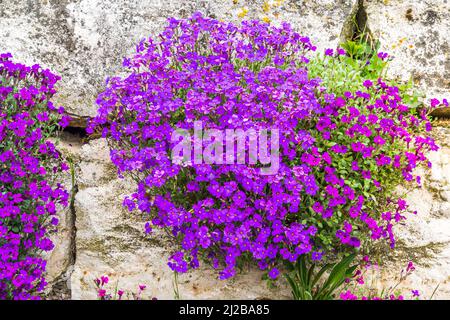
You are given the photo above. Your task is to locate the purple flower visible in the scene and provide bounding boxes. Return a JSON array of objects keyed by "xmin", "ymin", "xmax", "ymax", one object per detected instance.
[
  {"xmin": 430, "ymin": 98, "xmax": 440, "ymax": 108},
  {"xmin": 311, "ymin": 251, "xmax": 323, "ymax": 261},
  {"xmin": 98, "ymin": 289, "xmax": 106, "ymax": 298},
  {"xmin": 336, "ymin": 48, "xmax": 346, "ymax": 56},
  {"xmin": 363, "ymin": 80, "xmax": 373, "ymax": 88},
  {"xmin": 377, "ymin": 52, "xmax": 388, "ymax": 60},
  {"xmin": 268, "ymin": 268, "xmax": 280, "ymax": 279},
  {"xmin": 373, "ymin": 135, "xmax": 386, "ymax": 145},
  {"xmin": 325, "ymin": 48, "xmax": 334, "ymax": 56}
]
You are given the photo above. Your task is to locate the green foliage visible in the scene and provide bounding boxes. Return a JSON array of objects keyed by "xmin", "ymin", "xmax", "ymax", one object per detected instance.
[
  {"xmin": 285, "ymin": 254, "xmax": 358, "ymax": 300},
  {"xmin": 308, "ymin": 39, "xmax": 424, "ymax": 108}
]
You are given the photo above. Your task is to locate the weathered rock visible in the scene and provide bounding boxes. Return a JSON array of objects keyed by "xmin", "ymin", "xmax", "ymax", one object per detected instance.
[
  {"xmin": 41, "ymin": 132, "xmax": 82, "ymax": 299},
  {"xmin": 0, "ymin": 0, "xmax": 356, "ymax": 117},
  {"xmin": 364, "ymin": 0, "xmax": 450, "ymax": 101},
  {"xmin": 430, "ymin": 107, "xmax": 450, "ymax": 118}
]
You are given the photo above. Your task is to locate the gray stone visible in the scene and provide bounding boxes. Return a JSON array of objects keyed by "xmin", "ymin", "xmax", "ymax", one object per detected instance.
[
  {"xmin": 0, "ymin": 0, "xmax": 357, "ymax": 117},
  {"xmin": 364, "ymin": 0, "xmax": 450, "ymax": 101},
  {"xmin": 385, "ymin": 125, "xmax": 450, "ymax": 299}
]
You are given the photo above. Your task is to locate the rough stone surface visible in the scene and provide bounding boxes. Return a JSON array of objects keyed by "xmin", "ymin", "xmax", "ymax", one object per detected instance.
[
  {"xmin": 378, "ymin": 126, "xmax": 450, "ymax": 300},
  {"xmin": 0, "ymin": 0, "xmax": 356, "ymax": 117},
  {"xmin": 364, "ymin": 0, "xmax": 450, "ymax": 100}
]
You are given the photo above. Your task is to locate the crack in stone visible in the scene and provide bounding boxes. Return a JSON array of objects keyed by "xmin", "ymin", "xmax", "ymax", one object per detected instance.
[
  {"xmin": 47, "ymin": 145, "xmax": 79, "ymax": 299},
  {"xmin": 340, "ymin": 0, "xmax": 374, "ymax": 47},
  {"xmin": 62, "ymin": 115, "xmax": 104, "ymax": 142}
]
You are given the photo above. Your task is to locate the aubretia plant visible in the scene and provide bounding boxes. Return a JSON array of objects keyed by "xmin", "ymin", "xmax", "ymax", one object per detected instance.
[
  {"xmin": 88, "ymin": 12, "xmax": 439, "ymax": 281},
  {"xmin": 0, "ymin": 53, "xmax": 70, "ymax": 299}
]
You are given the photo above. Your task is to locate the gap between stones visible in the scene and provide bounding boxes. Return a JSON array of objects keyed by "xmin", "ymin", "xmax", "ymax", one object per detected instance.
[
  {"xmin": 48, "ymin": 161, "xmax": 78, "ymax": 299},
  {"xmin": 340, "ymin": 0, "xmax": 373, "ymax": 48}
]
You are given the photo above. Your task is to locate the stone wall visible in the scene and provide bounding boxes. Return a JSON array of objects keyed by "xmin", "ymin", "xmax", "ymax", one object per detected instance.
[{"xmin": 0, "ymin": 0, "xmax": 449, "ymax": 299}]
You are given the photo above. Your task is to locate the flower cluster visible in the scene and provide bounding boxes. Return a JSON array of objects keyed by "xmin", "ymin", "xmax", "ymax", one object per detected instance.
[
  {"xmin": 88, "ymin": 13, "xmax": 439, "ymax": 280},
  {"xmin": 0, "ymin": 53, "xmax": 70, "ymax": 299}
]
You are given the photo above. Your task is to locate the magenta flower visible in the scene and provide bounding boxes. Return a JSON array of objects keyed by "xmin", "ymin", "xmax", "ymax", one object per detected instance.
[
  {"xmin": 363, "ymin": 80, "xmax": 373, "ymax": 88},
  {"xmin": 430, "ymin": 98, "xmax": 440, "ymax": 108},
  {"xmin": 98, "ymin": 289, "xmax": 106, "ymax": 298},
  {"xmin": 268, "ymin": 268, "xmax": 280, "ymax": 279},
  {"xmin": 406, "ymin": 261, "xmax": 415, "ymax": 273},
  {"xmin": 1, "ymin": 53, "xmax": 69, "ymax": 300}
]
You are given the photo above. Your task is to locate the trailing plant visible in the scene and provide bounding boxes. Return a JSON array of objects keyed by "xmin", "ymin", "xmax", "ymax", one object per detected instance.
[{"xmin": 0, "ymin": 53, "xmax": 70, "ymax": 299}]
